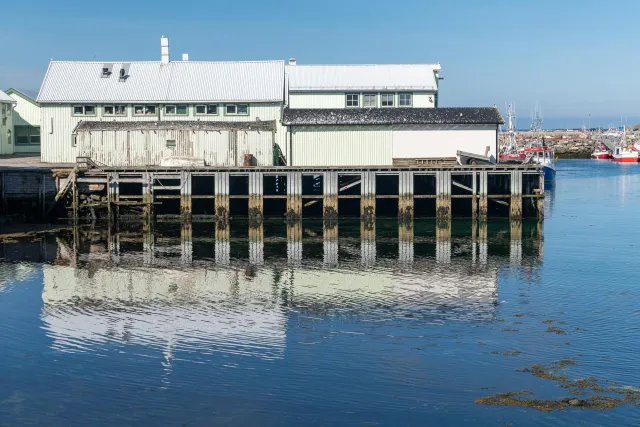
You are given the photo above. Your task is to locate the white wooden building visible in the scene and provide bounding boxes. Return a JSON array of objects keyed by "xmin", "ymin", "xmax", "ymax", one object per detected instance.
[
  {"xmin": 6, "ymin": 89, "xmax": 41, "ymax": 154},
  {"xmin": 283, "ymin": 61, "xmax": 503, "ymax": 166},
  {"xmin": 36, "ymin": 36, "xmax": 286, "ymax": 166},
  {"xmin": 0, "ymin": 89, "xmax": 16, "ymax": 155}
]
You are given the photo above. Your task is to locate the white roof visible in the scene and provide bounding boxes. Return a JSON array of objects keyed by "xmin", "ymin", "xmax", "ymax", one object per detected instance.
[
  {"xmin": 37, "ymin": 60, "xmax": 285, "ymax": 103},
  {"xmin": 0, "ymin": 89, "xmax": 16, "ymax": 104},
  {"xmin": 286, "ymin": 63, "xmax": 441, "ymax": 92}
]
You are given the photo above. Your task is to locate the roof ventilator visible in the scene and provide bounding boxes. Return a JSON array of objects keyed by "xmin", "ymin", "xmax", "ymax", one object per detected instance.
[{"xmin": 101, "ymin": 63, "xmax": 113, "ymax": 78}]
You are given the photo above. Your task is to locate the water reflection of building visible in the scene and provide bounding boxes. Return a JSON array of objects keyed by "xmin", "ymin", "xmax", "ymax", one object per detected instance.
[{"xmin": 39, "ymin": 221, "xmax": 543, "ymax": 367}]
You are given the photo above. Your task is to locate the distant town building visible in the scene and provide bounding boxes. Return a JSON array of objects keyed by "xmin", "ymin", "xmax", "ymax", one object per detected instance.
[{"xmin": 0, "ymin": 89, "xmax": 16, "ymax": 155}]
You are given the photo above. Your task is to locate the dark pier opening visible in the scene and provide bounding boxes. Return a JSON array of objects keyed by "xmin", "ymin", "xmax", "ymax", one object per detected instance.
[{"xmin": 229, "ymin": 176, "xmax": 248, "ymax": 217}]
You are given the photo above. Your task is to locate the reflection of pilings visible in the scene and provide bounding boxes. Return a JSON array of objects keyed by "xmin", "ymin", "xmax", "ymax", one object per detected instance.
[
  {"xmin": 510, "ymin": 220, "xmax": 522, "ymax": 265},
  {"xmin": 398, "ymin": 171, "xmax": 414, "ymax": 221},
  {"xmin": 323, "ymin": 171, "xmax": 338, "ymax": 219},
  {"xmin": 537, "ymin": 220, "xmax": 545, "ymax": 259},
  {"xmin": 436, "ymin": 171, "xmax": 451, "ymax": 221},
  {"xmin": 398, "ymin": 222, "xmax": 414, "ymax": 266},
  {"xmin": 323, "ymin": 231, "xmax": 338, "ymax": 266},
  {"xmin": 360, "ymin": 221, "xmax": 376, "ymax": 266},
  {"xmin": 249, "ymin": 223, "xmax": 264, "ymax": 265},
  {"xmin": 478, "ymin": 171, "xmax": 488, "ymax": 220},
  {"xmin": 181, "ymin": 220, "xmax": 193, "ymax": 265},
  {"xmin": 510, "ymin": 171, "xmax": 523, "ymax": 220},
  {"xmin": 436, "ymin": 221, "xmax": 451, "ymax": 264},
  {"xmin": 248, "ymin": 172, "xmax": 263, "ymax": 224},
  {"xmin": 108, "ymin": 222, "xmax": 120, "ymax": 264},
  {"xmin": 286, "ymin": 171, "xmax": 302, "ymax": 220},
  {"xmin": 214, "ymin": 172, "xmax": 229, "ymax": 221},
  {"xmin": 360, "ymin": 171, "xmax": 376, "ymax": 221},
  {"xmin": 180, "ymin": 171, "xmax": 192, "ymax": 221},
  {"xmin": 108, "ymin": 172, "xmax": 120, "ymax": 221},
  {"xmin": 287, "ymin": 222, "xmax": 302, "ymax": 265},
  {"xmin": 143, "ymin": 217, "xmax": 155, "ymax": 265},
  {"xmin": 214, "ymin": 223, "xmax": 230, "ymax": 265},
  {"xmin": 478, "ymin": 221, "xmax": 488, "ymax": 266}
]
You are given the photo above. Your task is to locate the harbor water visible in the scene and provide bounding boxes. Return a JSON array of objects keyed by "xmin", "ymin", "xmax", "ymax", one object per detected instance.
[{"xmin": 1, "ymin": 160, "xmax": 639, "ymax": 426}]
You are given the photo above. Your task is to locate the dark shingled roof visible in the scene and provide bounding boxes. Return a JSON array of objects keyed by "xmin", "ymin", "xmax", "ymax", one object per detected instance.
[
  {"xmin": 74, "ymin": 120, "xmax": 275, "ymax": 133},
  {"xmin": 283, "ymin": 107, "xmax": 504, "ymax": 126}
]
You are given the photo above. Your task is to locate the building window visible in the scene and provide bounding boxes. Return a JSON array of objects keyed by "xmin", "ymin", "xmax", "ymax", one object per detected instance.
[
  {"xmin": 346, "ymin": 94, "xmax": 360, "ymax": 107},
  {"xmin": 104, "ymin": 105, "xmax": 127, "ymax": 116},
  {"xmin": 363, "ymin": 94, "xmax": 377, "ymax": 108},
  {"xmin": 134, "ymin": 105, "xmax": 157, "ymax": 116},
  {"xmin": 381, "ymin": 94, "xmax": 394, "ymax": 107},
  {"xmin": 72, "ymin": 134, "xmax": 77, "ymax": 147},
  {"xmin": 195, "ymin": 104, "xmax": 218, "ymax": 115},
  {"xmin": 166, "ymin": 139, "xmax": 176, "ymax": 149},
  {"xmin": 165, "ymin": 105, "xmax": 188, "ymax": 115},
  {"xmin": 14, "ymin": 126, "xmax": 41, "ymax": 146},
  {"xmin": 225, "ymin": 104, "xmax": 249, "ymax": 115},
  {"xmin": 73, "ymin": 105, "xmax": 96, "ymax": 116},
  {"xmin": 399, "ymin": 93, "xmax": 412, "ymax": 107}
]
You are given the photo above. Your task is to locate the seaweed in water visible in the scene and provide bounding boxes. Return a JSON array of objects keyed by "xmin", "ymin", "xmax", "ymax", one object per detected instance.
[{"xmin": 546, "ymin": 326, "xmax": 567, "ymax": 335}]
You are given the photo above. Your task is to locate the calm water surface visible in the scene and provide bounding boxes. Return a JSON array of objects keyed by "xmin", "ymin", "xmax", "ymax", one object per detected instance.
[{"xmin": 1, "ymin": 160, "xmax": 639, "ymax": 426}]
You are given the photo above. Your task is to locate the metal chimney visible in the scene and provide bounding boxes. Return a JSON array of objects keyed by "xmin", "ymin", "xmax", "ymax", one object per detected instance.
[
  {"xmin": 288, "ymin": 58, "xmax": 297, "ymax": 66},
  {"xmin": 161, "ymin": 35, "xmax": 170, "ymax": 64},
  {"xmin": 182, "ymin": 53, "xmax": 189, "ymax": 61}
]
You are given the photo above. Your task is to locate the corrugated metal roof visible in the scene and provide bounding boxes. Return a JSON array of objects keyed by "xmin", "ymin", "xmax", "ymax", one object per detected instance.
[
  {"xmin": 283, "ymin": 107, "xmax": 504, "ymax": 125},
  {"xmin": 37, "ymin": 61, "xmax": 284, "ymax": 103},
  {"xmin": 286, "ymin": 64, "xmax": 441, "ymax": 92},
  {"xmin": 0, "ymin": 89, "xmax": 16, "ymax": 104}
]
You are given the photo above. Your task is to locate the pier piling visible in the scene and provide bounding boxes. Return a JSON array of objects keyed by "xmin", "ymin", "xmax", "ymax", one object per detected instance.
[
  {"xmin": 478, "ymin": 171, "xmax": 488, "ymax": 220},
  {"xmin": 398, "ymin": 171, "xmax": 414, "ymax": 222},
  {"xmin": 214, "ymin": 171, "xmax": 230, "ymax": 221},
  {"xmin": 360, "ymin": 171, "xmax": 376, "ymax": 222},
  {"xmin": 436, "ymin": 171, "xmax": 452, "ymax": 221},
  {"xmin": 180, "ymin": 171, "xmax": 192, "ymax": 220},
  {"xmin": 510, "ymin": 171, "xmax": 523, "ymax": 220},
  {"xmin": 323, "ymin": 172, "xmax": 339, "ymax": 219},
  {"xmin": 248, "ymin": 171, "xmax": 264, "ymax": 225},
  {"xmin": 286, "ymin": 171, "xmax": 302, "ymax": 221}
]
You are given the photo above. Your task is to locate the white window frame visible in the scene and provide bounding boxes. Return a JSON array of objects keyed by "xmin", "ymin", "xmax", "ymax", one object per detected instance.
[
  {"xmin": 346, "ymin": 93, "xmax": 360, "ymax": 107},
  {"xmin": 73, "ymin": 105, "xmax": 96, "ymax": 116},
  {"xmin": 195, "ymin": 104, "xmax": 219, "ymax": 116},
  {"xmin": 363, "ymin": 93, "xmax": 377, "ymax": 108},
  {"xmin": 103, "ymin": 105, "xmax": 127, "ymax": 116},
  {"xmin": 133, "ymin": 105, "xmax": 157, "ymax": 116},
  {"xmin": 380, "ymin": 93, "xmax": 394, "ymax": 107},
  {"xmin": 225, "ymin": 104, "xmax": 249, "ymax": 116},
  {"xmin": 398, "ymin": 93, "xmax": 412, "ymax": 107},
  {"xmin": 165, "ymin": 104, "xmax": 189, "ymax": 116}
]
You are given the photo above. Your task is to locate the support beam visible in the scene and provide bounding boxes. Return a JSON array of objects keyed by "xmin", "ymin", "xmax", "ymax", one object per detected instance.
[
  {"xmin": 248, "ymin": 171, "xmax": 263, "ymax": 225},
  {"xmin": 142, "ymin": 172, "xmax": 153, "ymax": 220},
  {"xmin": 436, "ymin": 171, "xmax": 451, "ymax": 221},
  {"xmin": 398, "ymin": 171, "xmax": 414, "ymax": 222},
  {"xmin": 286, "ymin": 171, "xmax": 302, "ymax": 221},
  {"xmin": 323, "ymin": 171, "xmax": 338, "ymax": 219},
  {"xmin": 478, "ymin": 171, "xmax": 488, "ymax": 220},
  {"xmin": 180, "ymin": 171, "xmax": 192, "ymax": 221},
  {"xmin": 360, "ymin": 171, "xmax": 376, "ymax": 221},
  {"xmin": 510, "ymin": 170, "xmax": 523, "ymax": 219},
  {"xmin": 214, "ymin": 171, "xmax": 230, "ymax": 222}
]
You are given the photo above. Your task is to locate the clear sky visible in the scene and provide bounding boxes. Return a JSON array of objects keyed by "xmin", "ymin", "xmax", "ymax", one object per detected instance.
[{"xmin": 1, "ymin": 0, "xmax": 638, "ymax": 123}]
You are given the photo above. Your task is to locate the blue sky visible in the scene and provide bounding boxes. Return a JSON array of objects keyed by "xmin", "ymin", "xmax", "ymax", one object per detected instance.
[{"xmin": 1, "ymin": 0, "xmax": 638, "ymax": 123}]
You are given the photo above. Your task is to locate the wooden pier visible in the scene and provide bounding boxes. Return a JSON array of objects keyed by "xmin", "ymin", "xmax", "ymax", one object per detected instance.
[
  {"xmin": 1, "ymin": 161, "xmax": 545, "ymax": 221},
  {"xmin": 62, "ymin": 163, "xmax": 544, "ymax": 221}
]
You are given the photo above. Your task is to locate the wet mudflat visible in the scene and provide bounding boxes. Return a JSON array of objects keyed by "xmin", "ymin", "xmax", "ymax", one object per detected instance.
[{"xmin": 1, "ymin": 160, "xmax": 639, "ymax": 426}]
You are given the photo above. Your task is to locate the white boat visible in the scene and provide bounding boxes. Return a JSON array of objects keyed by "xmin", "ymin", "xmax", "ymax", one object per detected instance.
[
  {"xmin": 525, "ymin": 107, "xmax": 556, "ymax": 181},
  {"xmin": 612, "ymin": 126, "xmax": 638, "ymax": 163}
]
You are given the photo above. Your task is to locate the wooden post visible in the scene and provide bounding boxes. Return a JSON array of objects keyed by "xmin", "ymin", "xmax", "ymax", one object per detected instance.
[
  {"xmin": 479, "ymin": 171, "xmax": 488, "ymax": 221},
  {"xmin": 286, "ymin": 171, "xmax": 302, "ymax": 221},
  {"xmin": 537, "ymin": 171, "xmax": 545, "ymax": 220},
  {"xmin": 72, "ymin": 173, "xmax": 79, "ymax": 220},
  {"xmin": 436, "ymin": 171, "xmax": 451, "ymax": 222},
  {"xmin": 472, "ymin": 171, "xmax": 478, "ymax": 218},
  {"xmin": 142, "ymin": 172, "xmax": 153, "ymax": 220},
  {"xmin": 106, "ymin": 173, "xmax": 112, "ymax": 222},
  {"xmin": 214, "ymin": 171, "xmax": 230, "ymax": 222},
  {"xmin": 360, "ymin": 171, "xmax": 376, "ymax": 222},
  {"xmin": 248, "ymin": 171, "xmax": 264, "ymax": 225},
  {"xmin": 510, "ymin": 170, "xmax": 523, "ymax": 219},
  {"xmin": 398, "ymin": 171, "xmax": 414, "ymax": 222},
  {"xmin": 180, "ymin": 171, "xmax": 192, "ymax": 221},
  {"xmin": 323, "ymin": 171, "xmax": 338, "ymax": 219}
]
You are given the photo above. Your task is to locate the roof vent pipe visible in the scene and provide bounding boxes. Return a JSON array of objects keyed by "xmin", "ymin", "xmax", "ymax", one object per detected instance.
[
  {"xmin": 182, "ymin": 53, "xmax": 189, "ymax": 61},
  {"xmin": 288, "ymin": 58, "xmax": 296, "ymax": 66},
  {"xmin": 161, "ymin": 35, "xmax": 170, "ymax": 64}
]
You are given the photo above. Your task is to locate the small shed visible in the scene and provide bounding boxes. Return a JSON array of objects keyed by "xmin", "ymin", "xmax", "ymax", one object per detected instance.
[
  {"xmin": 73, "ymin": 120, "xmax": 276, "ymax": 167},
  {"xmin": 283, "ymin": 107, "xmax": 504, "ymax": 166}
]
